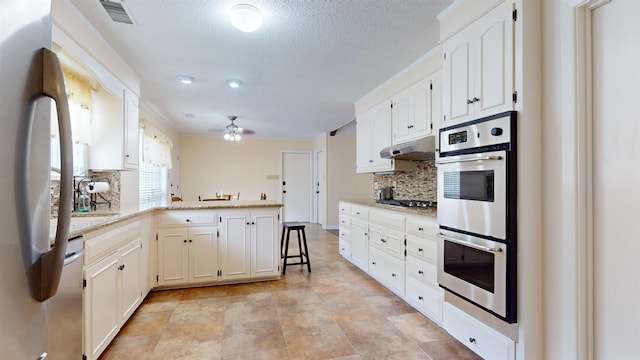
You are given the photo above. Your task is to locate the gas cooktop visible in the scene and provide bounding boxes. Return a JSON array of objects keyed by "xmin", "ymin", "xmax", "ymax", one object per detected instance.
[{"xmin": 376, "ymin": 199, "xmax": 437, "ymax": 208}]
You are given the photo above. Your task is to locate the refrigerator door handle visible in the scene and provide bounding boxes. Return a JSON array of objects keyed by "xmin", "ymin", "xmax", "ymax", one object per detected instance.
[{"xmin": 28, "ymin": 48, "xmax": 73, "ymax": 302}]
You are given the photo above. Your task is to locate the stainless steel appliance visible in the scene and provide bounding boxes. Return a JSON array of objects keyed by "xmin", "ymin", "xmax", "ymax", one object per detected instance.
[
  {"xmin": 48, "ymin": 237, "xmax": 84, "ymax": 359},
  {"xmin": 436, "ymin": 111, "xmax": 517, "ymax": 323},
  {"xmin": 0, "ymin": 1, "xmax": 74, "ymax": 358}
]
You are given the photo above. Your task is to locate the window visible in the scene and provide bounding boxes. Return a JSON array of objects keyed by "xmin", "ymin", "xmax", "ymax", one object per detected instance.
[{"xmin": 138, "ymin": 122, "xmax": 173, "ymax": 206}]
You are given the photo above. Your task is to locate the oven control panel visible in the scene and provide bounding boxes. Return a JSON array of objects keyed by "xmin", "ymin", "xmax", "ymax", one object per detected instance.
[{"xmin": 440, "ymin": 111, "xmax": 515, "ymax": 155}]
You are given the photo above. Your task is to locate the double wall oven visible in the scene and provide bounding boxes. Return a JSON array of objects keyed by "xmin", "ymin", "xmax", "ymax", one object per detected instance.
[{"xmin": 436, "ymin": 111, "xmax": 517, "ymax": 323}]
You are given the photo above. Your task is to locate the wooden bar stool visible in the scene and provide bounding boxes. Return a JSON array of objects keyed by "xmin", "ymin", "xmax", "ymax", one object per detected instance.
[{"xmin": 281, "ymin": 222, "xmax": 311, "ymax": 274}]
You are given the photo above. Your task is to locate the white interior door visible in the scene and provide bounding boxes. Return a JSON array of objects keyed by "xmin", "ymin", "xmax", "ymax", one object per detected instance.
[
  {"xmin": 281, "ymin": 151, "xmax": 311, "ymax": 222},
  {"xmin": 314, "ymin": 150, "xmax": 325, "ymax": 226},
  {"xmin": 592, "ymin": 2, "xmax": 640, "ymax": 357}
]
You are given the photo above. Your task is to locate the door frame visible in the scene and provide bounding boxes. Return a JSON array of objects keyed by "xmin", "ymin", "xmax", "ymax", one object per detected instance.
[
  {"xmin": 559, "ymin": 1, "xmax": 610, "ymax": 358},
  {"xmin": 313, "ymin": 149, "xmax": 325, "ymax": 226},
  {"xmin": 280, "ymin": 150, "xmax": 313, "ymax": 223}
]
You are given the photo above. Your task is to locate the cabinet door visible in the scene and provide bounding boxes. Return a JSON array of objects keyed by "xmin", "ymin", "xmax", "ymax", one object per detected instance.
[
  {"xmin": 251, "ymin": 211, "xmax": 279, "ymax": 278},
  {"xmin": 349, "ymin": 220, "xmax": 369, "ymax": 273},
  {"xmin": 84, "ymin": 252, "xmax": 119, "ymax": 360},
  {"xmin": 356, "ymin": 112, "xmax": 372, "ymax": 172},
  {"xmin": 410, "ymin": 77, "xmax": 431, "ymax": 137},
  {"xmin": 118, "ymin": 241, "xmax": 142, "ymax": 323},
  {"xmin": 443, "ymin": 34, "xmax": 473, "ymax": 126},
  {"xmin": 157, "ymin": 228, "xmax": 189, "ymax": 286},
  {"xmin": 392, "ymin": 91, "xmax": 411, "ymax": 143},
  {"xmin": 123, "ymin": 88, "xmax": 139, "ymax": 169},
  {"xmin": 473, "ymin": 1, "xmax": 514, "ymax": 119},
  {"xmin": 370, "ymin": 102, "xmax": 393, "ymax": 170},
  {"xmin": 189, "ymin": 226, "xmax": 218, "ymax": 283},
  {"xmin": 220, "ymin": 212, "xmax": 251, "ymax": 281}
]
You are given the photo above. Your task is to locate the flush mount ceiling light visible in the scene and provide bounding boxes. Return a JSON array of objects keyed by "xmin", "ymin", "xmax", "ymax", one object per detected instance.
[
  {"xmin": 229, "ymin": 4, "xmax": 263, "ymax": 32},
  {"xmin": 177, "ymin": 75, "xmax": 195, "ymax": 84},
  {"xmin": 228, "ymin": 80, "xmax": 242, "ymax": 88}
]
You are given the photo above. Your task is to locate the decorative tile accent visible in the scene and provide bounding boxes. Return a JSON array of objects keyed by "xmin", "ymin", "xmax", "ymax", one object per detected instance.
[
  {"xmin": 373, "ymin": 160, "xmax": 437, "ymax": 201},
  {"xmin": 50, "ymin": 170, "xmax": 121, "ymax": 216}
]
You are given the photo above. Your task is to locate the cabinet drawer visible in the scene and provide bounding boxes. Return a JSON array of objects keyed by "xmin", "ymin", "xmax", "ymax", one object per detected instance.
[
  {"xmin": 406, "ymin": 234, "xmax": 437, "ymax": 263},
  {"xmin": 406, "ymin": 277, "xmax": 443, "ymax": 324},
  {"xmin": 406, "ymin": 256, "xmax": 437, "ymax": 287},
  {"xmin": 339, "ymin": 228, "xmax": 351, "ymax": 243},
  {"xmin": 157, "ymin": 211, "xmax": 218, "ymax": 227},
  {"xmin": 444, "ymin": 303, "xmax": 516, "ymax": 360},
  {"xmin": 339, "ymin": 202, "xmax": 352, "ymax": 215},
  {"xmin": 369, "ymin": 247, "xmax": 405, "ymax": 297},
  {"xmin": 350, "ymin": 205, "xmax": 369, "ymax": 220},
  {"xmin": 338, "ymin": 239, "xmax": 350, "ymax": 258},
  {"xmin": 406, "ymin": 215, "xmax": 437, "ymax": 238},
  {"xmin": 339, "ymin": 214, "xmax": 351, "ymax": 228},
  {"xmin": 369, "ymin": 224, "xmax": 404, "ymax": 261},
  {"xmin": 84, "ymin": 218, "xmax": 141, "ymax": 266},
  {"xmin": 369, "ymin": 209, "xmax": 405, "ymax": 231}
]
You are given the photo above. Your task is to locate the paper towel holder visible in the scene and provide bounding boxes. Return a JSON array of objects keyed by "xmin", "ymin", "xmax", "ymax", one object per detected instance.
[{"xmin": 73, "ymin": 176, "xmax": 112, "ymax": 212}]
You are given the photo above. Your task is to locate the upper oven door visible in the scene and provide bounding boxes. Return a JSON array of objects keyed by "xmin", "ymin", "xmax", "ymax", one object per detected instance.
[{"xmin": 437, "ymin": 150, "xmax": 507, "ymax": 239}]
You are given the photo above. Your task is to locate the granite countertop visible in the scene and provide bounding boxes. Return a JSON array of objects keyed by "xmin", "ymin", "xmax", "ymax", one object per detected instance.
[
  {"xmin": 341, "ymin": 198, "xmax": 437, "ymax": 218},
  {"xmin": 51, "ymin": 200, "xmax": 284, "ymax": 241}
]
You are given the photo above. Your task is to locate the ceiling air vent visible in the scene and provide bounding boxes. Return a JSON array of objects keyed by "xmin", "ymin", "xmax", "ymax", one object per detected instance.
[{"xmin": 99, "ymin": 0, "xmax": 136, "ymax": 24}]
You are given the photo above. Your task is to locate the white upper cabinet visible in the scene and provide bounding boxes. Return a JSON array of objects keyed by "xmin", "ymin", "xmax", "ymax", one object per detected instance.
[
  {"xmin": 356, "ymin": 99, "xmax": 393, "ymax": 173},
  {"xmin": 442, "ymin": 1, "xmax": 514, "ymax": 127},
  {"xmin": 90, "ymin": 86, "xmax": 139, "ymax": 170},
  {"xmin": 392, "ymin": 71, "xmax": 441, "ymax": 144}
]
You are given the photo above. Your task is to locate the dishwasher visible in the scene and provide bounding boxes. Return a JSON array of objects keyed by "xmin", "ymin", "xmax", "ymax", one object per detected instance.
[{"xmin": 48, "ymin": 236, "xmax": 84, "ymax": 360}]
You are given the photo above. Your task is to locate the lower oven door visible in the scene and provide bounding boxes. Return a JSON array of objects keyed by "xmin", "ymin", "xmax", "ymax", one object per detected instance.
[
  {"xmin": 437, "ymin": 150, "xmax": 507, "ymax": 239},
  {"xmin": 437, "ymin": 230, "xmax": 509, "ymax": 319}
]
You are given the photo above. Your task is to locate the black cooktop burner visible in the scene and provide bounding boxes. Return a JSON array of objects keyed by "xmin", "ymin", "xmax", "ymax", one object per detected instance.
[{"xmin": 376, "ymin": 199, "xmax": 437, "ymax": 208}]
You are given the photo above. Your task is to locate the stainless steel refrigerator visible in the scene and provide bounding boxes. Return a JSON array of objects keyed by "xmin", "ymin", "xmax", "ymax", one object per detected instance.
[{"xmin": 0, "ymin": 0, "xmax": 73, "ymax": 358}]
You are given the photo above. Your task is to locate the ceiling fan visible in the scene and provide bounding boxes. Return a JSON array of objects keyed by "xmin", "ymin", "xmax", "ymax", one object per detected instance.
[{"xmin": 216, "ymin": 116, "xmax": 255, "ymax": 141}]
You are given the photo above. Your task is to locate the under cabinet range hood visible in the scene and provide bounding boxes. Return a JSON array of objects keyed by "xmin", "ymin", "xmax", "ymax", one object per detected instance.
[{"xmin": 380, "ymin": 136, "xmax": 436, "ymax": 160}]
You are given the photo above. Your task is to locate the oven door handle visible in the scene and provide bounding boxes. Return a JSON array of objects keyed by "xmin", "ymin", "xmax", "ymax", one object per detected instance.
[
  {"xmin": 436, "ymin": 155, "xmax": 503, "ymax": 165},
  {"xmin": 437, "ymin": 233, "xmax": 503, "ymax": 253}
]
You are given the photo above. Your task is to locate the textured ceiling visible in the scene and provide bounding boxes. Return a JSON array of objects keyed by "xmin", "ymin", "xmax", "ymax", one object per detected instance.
[{"xmin": 68, "ymin": 0, "xmax": 453, "ymax": 139}]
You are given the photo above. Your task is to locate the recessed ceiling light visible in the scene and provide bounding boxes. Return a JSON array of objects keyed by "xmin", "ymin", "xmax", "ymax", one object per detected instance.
[
  {"xmin": 229, "ymin": 4, "xmax": 263, "ymax": 32},
  {"xmin": 177, "ymin": 75, "xmax": 195, "ymax": 84},
  {"xmin": 228, "ymin": 80, "xmax": 242, "ymax": 88}
]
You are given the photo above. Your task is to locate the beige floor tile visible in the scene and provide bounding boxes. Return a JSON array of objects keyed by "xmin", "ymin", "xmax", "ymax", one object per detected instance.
[
  {"xmin": 283, "ymin": 324, "xmax": 356, "ymax": 360},
  {"xmin": 418, "ymin": 339, "xmax": 482, "ymax": 360},
  {"xmin": 99, "ymin": 333, "xmax": 161, "ymax": 360},
  {"xmin": 221, "ymin": 319, "xmax": 286, "ymax": 356},
  {"xmin": 221, "ymin": 347, "xmax": 290, "ymax": 360},
  {"xmin": 386, "ymin": 313, "xmax": 450, "ymax": 343},
  {"xmin": 118, "ymin": 310, "xmax": 173, "ymax": 337},
  {"xmin": 278, "ymin": 302, "xmax": 336, "ymax": 330}
]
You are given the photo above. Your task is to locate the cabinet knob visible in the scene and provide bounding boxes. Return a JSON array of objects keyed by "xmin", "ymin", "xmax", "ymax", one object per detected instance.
[
  {"xmin": 472, "ymin": 97, "xmax": 480, "ymax": 103},
  {"xmin": 469, "ymin": 338, "xmax": 476, "ymax": 344},
  {"xmin": 408, "ymin": 125, "xmax": 414, "ymax": 129},
  {"xmin": 418, "ymin": 270, "xmax": 424, "ymax": 274},
  {"xmin": 391, "ymin": 273, "xmax": 396, "ymax": 277},
  {"xmin": 368, "ymin": 160, "xmax": 373, "ymax": 163},
  {"xmin": 125, "ymin": 154, "xmax": 130, "ymax": 158},
  {"xmin": 246, "ymin": 222, "xmax": 250, "ymax": 225},
  {"xmin": 189, "ymin": 239, "xmax": 193, "ymax": 243},
  {"xmin": 184, "ymin": 240, "xmax": 187, "ymax": 243},
  {"xmin": 381, "ymin": 238, "xmax": 386, "ymax": 243},
  {"xmin": 372, "ymin": 261, "xmax": 376, "ymax": 265},
  {"xmin": 418, "ymin": 248, "xmax": 424, "ymax": 252},
  {"xmin": 418, "ymin": 296, "xmax": 424, "ymax": 300},
  {"xmin": 186, "ymin": 219, "xmax": 190, "ymax": 222},
  {"xmin": 364, "ymin": 232, "xmax": 368, "ymax": 236},
  {"xmin": 418, "ymin": 227, "xmax": 424, "ymax": 231}
]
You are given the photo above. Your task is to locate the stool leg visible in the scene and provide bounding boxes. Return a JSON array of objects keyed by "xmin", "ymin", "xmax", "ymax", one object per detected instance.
[
  {"xmin": 296, "ymin": 229, "xmax": 304, "ymax": 266},
  {"xmin": 280, "ymin": 224, "xmax": 286, "ymax": 258},
  {"xmin": 301, "ymin": 228, "xmax": 311, "ymax": 272},
  {"xmin": 282, "ymin": 228, "xmax": 291, "ymax": 275}
]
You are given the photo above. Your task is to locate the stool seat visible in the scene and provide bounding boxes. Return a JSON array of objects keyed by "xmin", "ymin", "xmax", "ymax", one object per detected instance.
[{"xmin": 280, "ymin": 223, "xmax": 311, "ymax": 275}]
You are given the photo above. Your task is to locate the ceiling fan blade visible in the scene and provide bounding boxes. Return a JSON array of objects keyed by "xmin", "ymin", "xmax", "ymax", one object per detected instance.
[{"xmin": 237, "ymin": 128, "xmax": 255, "ymax": 135}]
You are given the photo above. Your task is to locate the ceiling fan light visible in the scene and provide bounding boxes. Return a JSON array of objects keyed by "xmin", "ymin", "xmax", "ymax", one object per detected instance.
[
  {"xmin": 235, "ymin": 134, "xmax": 242, "ymax": 141},
  {"xmin": 229, "ymin": 4, "xmax": 262, "ymax": 32},
  {"xmin": 228, "ymin": 80, "xmax": 242, "ymax": 88}
]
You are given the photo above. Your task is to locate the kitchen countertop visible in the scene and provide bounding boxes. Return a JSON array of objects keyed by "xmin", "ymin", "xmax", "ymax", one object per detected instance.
[
  {"xmin": 341, "ymin": 198, "xmax": 437, "ymax": 218},
  {"xmin": 51, "ymin": 200, "xmax": 283, "ymax": 241}
]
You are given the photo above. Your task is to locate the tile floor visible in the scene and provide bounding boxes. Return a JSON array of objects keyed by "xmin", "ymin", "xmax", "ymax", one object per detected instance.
[{"xmin": 99, "ymin": 224, "xmax": 481, "ymax": 360}]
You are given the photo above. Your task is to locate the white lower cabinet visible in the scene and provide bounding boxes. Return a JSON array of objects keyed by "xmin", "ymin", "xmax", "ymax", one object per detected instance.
[
  {"xmin": 369, "ymin": 246, "xmax": 405, "ymax": 297},
  {"xmin": 83, "ymin": 218, "xmax": 142, "ymax": 360},
  {"xmin": 444, "ymin": 302, "xmax": 516, "ymax": 360},
  {"xmin": 349, "ymin": 219, "xmax": 369, "ymax": 272},
  {"xmin": 157, "ymin": 226, "xmax": 218, "ymax": 286}
]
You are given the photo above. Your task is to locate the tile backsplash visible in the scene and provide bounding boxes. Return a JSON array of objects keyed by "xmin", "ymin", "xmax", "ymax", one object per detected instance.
[
  {"xmin": 373, "ymin": 160, "xmax": 437, "ymax": 201},
  {"xmin": 50, "ymin": 170, "xmax": 121, "ymax": 217}
]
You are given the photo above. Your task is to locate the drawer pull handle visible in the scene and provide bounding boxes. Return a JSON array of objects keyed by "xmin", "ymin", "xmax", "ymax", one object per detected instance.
[
  {"xmin": 418, "ymin": 227, "xmax": 424, "ymax": 231},
  {"xmin": 391, "ymin": 273, "xmax": 396, "ymax": 277},
  {"xmin": 418, "ymin": 270, "xmax": 424, "ymax": 274},
  {"xmin": 381, "ymin": 238, "xmax": 386, "ymax": 243},
  {"xmin": 356, "ymin": 212, "xmax": 360, "ymax": 215},
  {"xmin": 469, "ymin": 337, "xmax": 476, "ymax": 344},
  {"xmin": 418, "ymin": 248, "xmax": 424, "ymax": 252},
  {"xmin": 186, "ymin": 219, "xmax": 190, "ymax": 222},
  {"xmin": 418, "ymin": 296, "xmax": 423, "ymax": 300}
]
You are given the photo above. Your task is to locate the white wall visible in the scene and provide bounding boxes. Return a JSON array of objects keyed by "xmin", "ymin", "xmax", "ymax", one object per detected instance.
[{"xmin": 179, "ymin": 135, "xmax": 312, "ymax": 202}]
